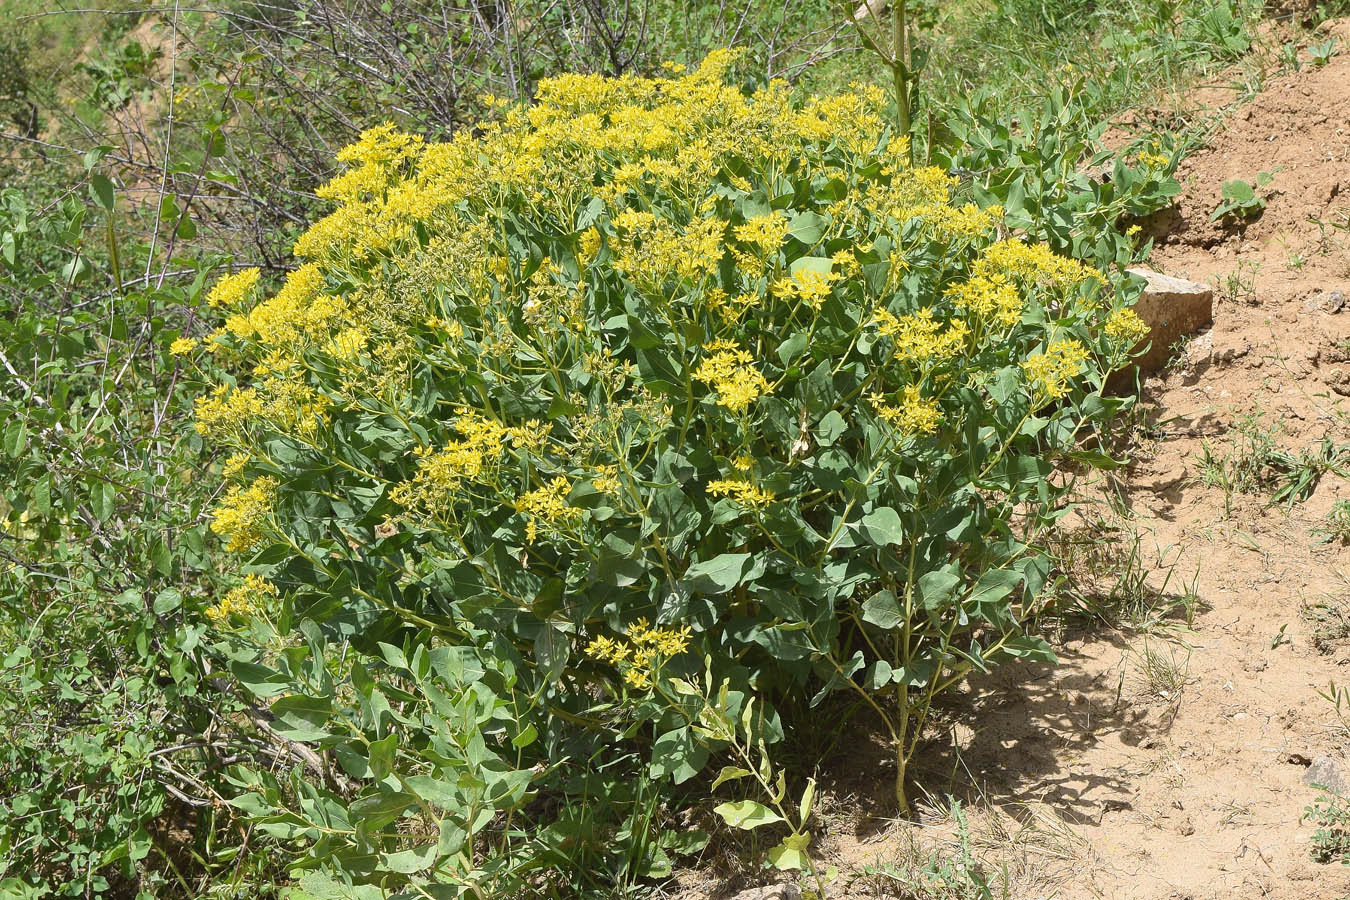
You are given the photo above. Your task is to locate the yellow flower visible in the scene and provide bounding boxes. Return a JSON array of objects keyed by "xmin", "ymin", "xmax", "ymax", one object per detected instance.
[
  {"xmin": 515, "ymin": 476, "xmax": 583, "ymax": 542},
  {"xmin": 205, "ymin": 574, "xmax": 279, "ymax": 625},
  {"xmin": 169, "ymin": 337, "xmax": 198, "ymax": 356},
  {"xmin": 211, "ymin": 476, "xmax": 278, "ymax": 553},
  {"xmin": 1021, "ymin": 339, "xmax": 1090, "ymax": 400},
  {"xmin": 870, "ymin": 386, "xmax": 942, "ymax": 434},
  {"xmin": 706, "ymin": 479, "xmax": 775, "ymax": 509},
  {"xmin": 733, "ymin": 213, "xmax": 790, "ymax": 255},
  {"xmin": 206, "ymin": 268, "xmax": 261, "ymax": 308},
  {"xmin": 872, "ymin": 307, "xmax": 969, "ymax": 361},
  {"xmin": 693, "ymin": 343, "xmax": 770, "ymax": 412},
  {"xmin": 1104, "ymin": 307, "xmax": 1150, "ymax": 345}
]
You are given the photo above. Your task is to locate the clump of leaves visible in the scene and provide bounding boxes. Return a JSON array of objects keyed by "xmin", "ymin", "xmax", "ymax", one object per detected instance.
[
  {"xmin": 1309, "ymin": 36, "xmax": 1341, "ymax": 67},
  {"xmin": 1210, "ymin": 171, "xmax": 1274, "ymax": 222},
  {"xmin": 1307, "ymin": 791, "xmax": 1350, "ymax": 864},
  {"xmin": 1315, "ymin": 499, "xmax": 1350, "ymax": 544}
]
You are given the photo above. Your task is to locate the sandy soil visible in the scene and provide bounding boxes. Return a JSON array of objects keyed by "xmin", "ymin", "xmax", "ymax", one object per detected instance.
[{"xmin": 801, "ymin": 19, "xmax": 1350, "ymax": 900}]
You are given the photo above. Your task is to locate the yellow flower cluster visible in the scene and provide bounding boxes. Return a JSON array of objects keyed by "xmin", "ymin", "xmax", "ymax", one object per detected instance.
[
  {"xmin": 515, "ymin": 476, "xmax": 584, "ymax": 543},
  {"xmin": 693, "ymin": 342, "xmax": 770, "ymax": 412},
  {"xmin": 205, "ymin": 574, "xmax": 279, "ymax": 625},
  {"xmin": 733, "ymin": 213, "xmax": 790, "ymax": 255},
  {"xmin": 872, "ymin": 307, "xmax": 969, "ymax": 362},
  {"xmin": 1138, "ymin": 151, "xmax": 1171, "ymax": 169},
  {"xmin": 170, "ymin": 337, "xmax": 198, "ymax": 356},
  {"xmin": 194, "ymin": 381, "xmax": 330, "ymax": 444},
  {"xmin": 704, "ymin": 287, "xmax": 762, "ymax": 324},
  {"xmin": 773, "ymin": 266, "xmax": 840, "ymax": 310},
  {"xmin": 946, "ymin": 272, "xmax": 1023, "ymax": 327},
  {"xmin": 1021, "ymin": 339, "xmax": 1091, "ymax": 400},
  {"xmin": 206, "ymin": 267, "xmax": 260, "ymax": 308},
  {"xmin": 585, "ymin": 617, "xmax": 692, "ymax": 690},
  {"xmin": 578, "ymin": 227, "xmax": 602, "ymax": 264},
  {"xmin": 194, "ymin": 384, "xmax": 265, "ymax": 440},
  {"xmin": 1103, "ymin": 307, "xmax": 1150, "ymax": 345},
  {"xmin": 211, "ymin": 476, "xmax": 277, "ymax": 553},
  {"xmin": 611, "ymin": 210, "xmax": 725, "ymax": 288},
  {"xmin": 221, "ymin": 263, "xmax": 329, "ymax": 347},
  {"xmin": 317, "ymin": 123, "xmax": 425, "ymax": 205},
  {"xmin": 870, "ymin": 386, "xmax": 942, "ymax": 434},
  {"xmin": 392, "ymin": 410, "xmax": 552, "ymax": 516},
  {"xmin": 706, "ymin": 479, "xmax": 775, "ymax": 508},
  {"xmin": 975, "ymin": 239, "xmax": 1100, "ymax": 290}
]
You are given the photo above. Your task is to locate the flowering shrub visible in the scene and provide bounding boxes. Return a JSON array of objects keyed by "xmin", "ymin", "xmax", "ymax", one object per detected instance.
[{"xmin": 192, "ymin": 51, "xmax": 1152, "ymax": 891}]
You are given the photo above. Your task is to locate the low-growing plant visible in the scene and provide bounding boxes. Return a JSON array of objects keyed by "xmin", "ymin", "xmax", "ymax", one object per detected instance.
[
  {"xmin": 1210, "ymin": 171, "xmax": 1274, "ymax": 222},
  {"xmin": 1309, "ymin": 36, "xmax": 1341, "ymax": 66},
  {"xmin": 1307, "ymin": 790, "xmax": 1350, "ymax": 865},
  {"xmin": 188, "ymin": 52, "xmax": 1155, "ymax": 890}
]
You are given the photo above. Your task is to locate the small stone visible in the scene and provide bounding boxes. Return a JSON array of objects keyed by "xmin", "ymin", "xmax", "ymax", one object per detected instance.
[
  {"xmin": 1325, "ymin": 290, "xmax": 1347, "ymax": 314},
  {"xmin": 1122, "ymin": 268, "xmax": 1215, "ymax": 373},
  {"xmin": 1304, "ymin": 755, "xmax": 1348, "ymax": 794}
]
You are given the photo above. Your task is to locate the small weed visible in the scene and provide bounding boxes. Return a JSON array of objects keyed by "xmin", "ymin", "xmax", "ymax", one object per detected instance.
[
  {"xmin": 868, "ymin": 799, "xmax": 1007, "ymax": 900},
  {"xmin": 1195, "ymin": 417, "xmax": 1348, "ymax": 512},
  {"xmin": 1222, "ymin": 259, "xmax": 1261, "ymax": 302},
  {"xmin": 1317, "ymin": 678, "xmax": 1350, "ymax": 737},
  {"xmin": 1270, "ymin": 438, "xmax": 1350, "ymax": 507},
  {"xmin": 1302, "ymin": 597, "xmax": 1350, "ymax": 654},
  {"xmin": 1280, "ymin": 40, "xmax": 1302, "ymax": 72},
  {"xmin": 1287, "ymin": 251, "xmax": 1308, "ymax": 271},
  {"xmin": 1211, "ymin": 171, "xmax": 1274, "ymax": 223},
  {"xmin": 1135, "ymin": 640, "xmax": 1191, "ymax": 706},
  {"xmin": 1314, "ymin": 499, "xmax": 1350, "ymax": 544},
  {"xmin": 1306, "ymin": 791, "xmax": 1350, "ymax": 864},
  {"xmin": 1309, "ymin": 36, "xmax": 1341, "ymax": 66},
  {"xmin": 1044, "ymin": 523, "xmax": 1204, "ymax": 632}
]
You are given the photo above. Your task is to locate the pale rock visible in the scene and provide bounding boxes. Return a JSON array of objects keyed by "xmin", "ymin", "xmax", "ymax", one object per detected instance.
[
  {"xmin": 1124, "ymin": 268, "xmax": 1215, "ymax": 373},
  {"xmin": 1305, "ymin": 755, "xmax": 1348, "ymax": 795}
]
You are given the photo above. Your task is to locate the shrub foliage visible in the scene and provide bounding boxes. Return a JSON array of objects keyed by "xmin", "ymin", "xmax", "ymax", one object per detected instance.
[{"xmin": 192, "ymin": 51, "xmax": 1151, "ymax": 892}]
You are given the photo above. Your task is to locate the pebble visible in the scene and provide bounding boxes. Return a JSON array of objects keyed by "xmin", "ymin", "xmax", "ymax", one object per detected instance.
[{"xmin": 1305, "ymin": 755, "xmax": 1348, "ymax": 795}]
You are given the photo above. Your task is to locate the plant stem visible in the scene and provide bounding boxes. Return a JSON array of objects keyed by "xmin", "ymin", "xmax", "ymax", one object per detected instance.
[{"xmin": 893, "ymin": 0, "xmax": 910, "ymax": 152}]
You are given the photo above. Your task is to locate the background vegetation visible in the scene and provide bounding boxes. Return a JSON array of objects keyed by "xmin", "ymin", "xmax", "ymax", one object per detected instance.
[{"xmin": 0, "ymin": 0, "xmax": 1340, "ymax": 897}]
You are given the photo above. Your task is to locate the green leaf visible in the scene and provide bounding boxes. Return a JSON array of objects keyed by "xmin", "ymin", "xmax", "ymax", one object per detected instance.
[
  {"xmin": 152, "ymin": 588, "xmax": 182, "ymax": 615},
  {"xmin": 349, "ymin": 791, "xmax": 416, "ymax": 829},
  {"xmin": 789, "ymin": 256, "xmax": 834, "ymax": 279},
  {"xmin": 777, "ymin": 332, "xmax": 809, "ymax": 366},
  {"xmin": 511, "ymin": 722, "xmax": 538, "ymax": 748},
  {"xmin": 368, "ymin": 733, "xmax": 396, "ymax": 780},
  {"xmin": 380, "ymin": 842, "xmax": 436, "ymax": 874},
  {"xmin": 89, "ymin": 173, "xmax": 116, "ymax": 212},
  {"xmin": 786, "ymin": 211, "xmax": 829, "ymax": 244},
  {"xmin": 798, "ymin": 777, "xmax": 816, "ymax": 823},
  {"xmin": 649, "ymin": 727, "xmax": 708, "ymax": 784},
  {"xmin": 89, "ymin": 481, "xmax": 115, "ymax": 522},
  {"xmin": 711, "ymin": 766, "xmax": 752, "ymax": 789},
  {"xmin": 766, "ymin": 832, "xmax": 811, "ymax": 871},
  {"xmin": 858, "ymin": 507, "xmax": 904, "ymax": 546},
  {"xmin": 3, "ymin": 420, "xmax": 26, "ymax": 458},
  {"xmin": 861, "ymin": 589, "xmax": 903, "ymax": 629},
  {"xmin": 713, "ymin": 800, "xmax": 784, "ymax": 830},
  {"xmin": 917, "ymin": 568, "xmax": 962, "ymax": 611},
  {"xmin": 271, "ymin": 694, "xmax": 333, "ymax": 741},
  {"xmin": 683, "ymin": 552, "xmax": 758, "ymax": 594}
]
